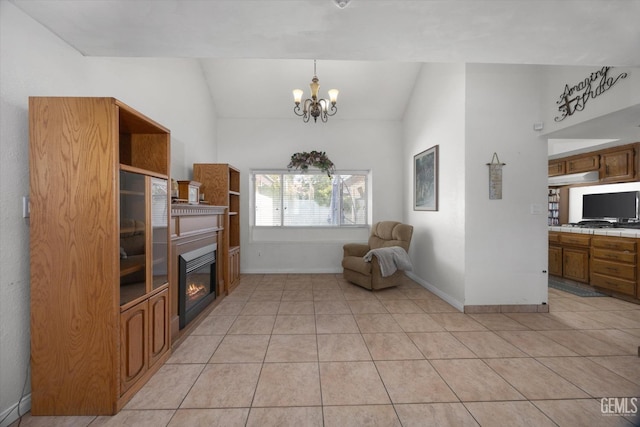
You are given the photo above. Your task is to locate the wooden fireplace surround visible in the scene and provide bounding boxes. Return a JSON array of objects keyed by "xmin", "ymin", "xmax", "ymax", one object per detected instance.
[{"xmin": 170, "ymin": 204, "xmax": 226, "ymax": 344}]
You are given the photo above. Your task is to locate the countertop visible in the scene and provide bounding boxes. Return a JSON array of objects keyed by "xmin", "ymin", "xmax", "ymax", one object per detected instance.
[{"xmin": 549, "ymin": 225, "xmax": 640, "ymax": 238}]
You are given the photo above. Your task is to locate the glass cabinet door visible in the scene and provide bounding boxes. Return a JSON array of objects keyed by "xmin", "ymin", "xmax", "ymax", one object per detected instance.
[
  {"xmin": 120, "ymin": 170, "xmax": 147, "ymax": 305},
  {"xmin": 151, "ymin": 177, "xmax": 168, "ymax": 289}
]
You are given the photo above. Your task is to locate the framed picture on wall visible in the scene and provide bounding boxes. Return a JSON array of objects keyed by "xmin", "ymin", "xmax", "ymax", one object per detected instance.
[{"xmin": 414, "ymin": 145, "xmax": 438, "ymax": 211}]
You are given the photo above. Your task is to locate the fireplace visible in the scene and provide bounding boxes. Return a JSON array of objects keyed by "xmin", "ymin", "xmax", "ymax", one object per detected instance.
[{"xmin": 178, "ymin": 243, "xmax": 217, "ymax": 329}]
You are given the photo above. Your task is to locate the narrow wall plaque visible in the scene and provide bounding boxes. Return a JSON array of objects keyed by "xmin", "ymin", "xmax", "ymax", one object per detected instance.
[{"xmin": 487, "ymin": 153, "xmax": 506, "ymax": 200}]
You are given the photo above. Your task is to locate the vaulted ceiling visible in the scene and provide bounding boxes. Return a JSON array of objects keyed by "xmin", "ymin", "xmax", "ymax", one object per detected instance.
[{"xmin": 10, "ymin": 0, "xmax": 640, "ymax": 123}]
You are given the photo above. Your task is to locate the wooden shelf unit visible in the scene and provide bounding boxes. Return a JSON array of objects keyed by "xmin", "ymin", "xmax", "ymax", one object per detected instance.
[
  {"xmin": 29, "ymin": 97, "xmax": 171, "ymax": 415},
  {"xmin": 193, "ymin": 163, "xmax": 241, "ymax": 293}
]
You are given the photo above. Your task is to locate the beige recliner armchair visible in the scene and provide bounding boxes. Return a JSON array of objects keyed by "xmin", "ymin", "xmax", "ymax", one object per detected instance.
[{"xmin": 342, "ymin": 221, "xmax": 414, "ymax": 290}]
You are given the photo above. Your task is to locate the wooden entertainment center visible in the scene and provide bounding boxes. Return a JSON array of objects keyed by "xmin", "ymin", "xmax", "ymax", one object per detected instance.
[
  {"xmin": 29, "ymin": 97, "xmax": 173, "ymax": 415},
  {"xmin": 29, "ymin": 97, "xmax": 240, "ymax": 415}
]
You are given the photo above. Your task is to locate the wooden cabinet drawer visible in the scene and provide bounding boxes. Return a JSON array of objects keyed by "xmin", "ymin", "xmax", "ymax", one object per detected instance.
[
  {"xmin": 591, "ymin": 259, "xmax": 636, "ymax": 281},
  {"xmin": 592, "ymin": 237, "xmax": 636, "ymax": 252},
  {"xmin": 591, "ymin": 272, "xmax": 636, "ymax": 296},
  {"xmin": 592, "ymin": 247, "xmax": 636, "ymax": 264},
  {"xmin": 560, "ymin": 234, "xmax": 591, "ymax": 247},
  {"xmin": 549, "ymin": 232, "xmax": 560, "ymax": 244}
]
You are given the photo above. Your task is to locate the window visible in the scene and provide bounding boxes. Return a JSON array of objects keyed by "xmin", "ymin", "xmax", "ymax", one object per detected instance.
[{"xmin": 253, "ymin": 171, "xmax": 369, "ymax": 227}]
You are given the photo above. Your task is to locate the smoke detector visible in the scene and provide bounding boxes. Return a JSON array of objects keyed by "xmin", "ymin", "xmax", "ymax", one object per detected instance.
[{"xmin": 334, "ymin": 0, "xmax": 351, "ymax": 9}]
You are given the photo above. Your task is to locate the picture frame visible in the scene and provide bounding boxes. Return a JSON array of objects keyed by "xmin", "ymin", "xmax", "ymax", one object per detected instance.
[{"xmin": 414, "ymin": 145, "xmax": 438, "ymax": 211}]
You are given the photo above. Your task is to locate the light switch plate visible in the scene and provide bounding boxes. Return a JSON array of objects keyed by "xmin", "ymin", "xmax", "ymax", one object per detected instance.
[
  {"xmin": 23, "ymin": 196, "xmax": 30, "ymax": 218},
  {"xmin": 530, "ymin": 203, "xmax": 543, "ymax": 215}
]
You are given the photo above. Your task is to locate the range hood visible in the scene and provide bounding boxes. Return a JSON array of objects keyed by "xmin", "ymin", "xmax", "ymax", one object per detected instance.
[{"xmin": 548, "ymin": 171, "xmax": 599, "ymax": 186}]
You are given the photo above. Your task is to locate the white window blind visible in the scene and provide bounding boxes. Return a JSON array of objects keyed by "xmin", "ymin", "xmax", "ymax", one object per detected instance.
[{"xmin": 254, "ymin": 171, "xmax": 368, "ymax": 227}]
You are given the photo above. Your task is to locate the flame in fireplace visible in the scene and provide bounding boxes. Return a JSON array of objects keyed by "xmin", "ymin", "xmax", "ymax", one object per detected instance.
[{"xmin": 187, "ymin": 283, "xmax": 207, "ymax": 300}]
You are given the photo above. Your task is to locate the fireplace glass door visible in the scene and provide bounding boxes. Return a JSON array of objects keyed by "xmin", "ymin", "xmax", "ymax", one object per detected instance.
[{"xmin": 179, "ymin": 244, "xmax": 217, "ymax": 328}]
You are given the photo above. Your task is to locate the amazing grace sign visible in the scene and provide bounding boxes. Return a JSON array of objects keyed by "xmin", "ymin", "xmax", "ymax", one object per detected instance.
[{"xmin": 554, "ymin": 66, "xmax": 628, "ymax": 122}]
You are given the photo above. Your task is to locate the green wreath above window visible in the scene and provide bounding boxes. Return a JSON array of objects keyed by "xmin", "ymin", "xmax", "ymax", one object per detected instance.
[{"xmin": 287, "ymin": 151, "xmax": 336, "ymax": 177}]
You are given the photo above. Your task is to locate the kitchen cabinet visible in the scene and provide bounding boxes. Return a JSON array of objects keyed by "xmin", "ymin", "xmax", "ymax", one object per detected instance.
[
  {"xmin": 601, "ymin": 147, "xmax": 635, "ymax": 182},
  {"xmin": 590, "ymin": 236, "xmax": 637, "ymax": 296},
  {"xmin": 566, "ymin": 154, "xmax": 599, "ymax": 173},
  {"xmin": 550, "ymin": 231, "xmax": 640, "ymax": 300},
  {"xmin": 548, "ymin": 244, "xmax": 563, "ymax": 277},
  {"xmin": 548, "ymin": 232, "xmax": 591, "ymax": 284},
  {"xmin": 562, "ymin": 247, "xmax": 590, "ymax": 283},
  {"xmin": 548, "ymin": 142, "xmax": 638, "ymax": 184},
  {"xmin": 548, "ymin": 160, "xmax": 566, "ymax": 176}
]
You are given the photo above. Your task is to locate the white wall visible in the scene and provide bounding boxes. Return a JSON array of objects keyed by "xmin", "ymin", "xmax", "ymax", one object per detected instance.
[
  {"xmin": 402, "ymin": 63, "xmax": 467, "ymax": 306},
  {"xmin": 217, "ymin": 117, "xmax": 404, "ymax": 273},
  {"xmin": 0, "ymin": 2, "xmax": 218, "ymax": 424},
  {"xmin": 464, "ymin": 64, "xmax": 548, "ymax": 306}
]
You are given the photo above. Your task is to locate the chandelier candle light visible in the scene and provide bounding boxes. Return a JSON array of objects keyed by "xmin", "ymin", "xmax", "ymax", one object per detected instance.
[{"xmin": 293, "ymin": 60, "xmax": 339, "ymax": 123}]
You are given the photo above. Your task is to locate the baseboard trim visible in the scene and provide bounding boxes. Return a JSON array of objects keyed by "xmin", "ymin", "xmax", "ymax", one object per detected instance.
[
  {"xmin": 405, "ymin": 272, "xmax": 464, "ymax": 312},
  {"xmin": 0, "ymin": 393, "xmax": 31, "ymax": 427},
  {"xmin": 463, "ymin": 304, "xmax": 549, "ymax": 314},
  {"xmin": 241, "ymin": 268, "xmax": 343, "ymax": 275}
]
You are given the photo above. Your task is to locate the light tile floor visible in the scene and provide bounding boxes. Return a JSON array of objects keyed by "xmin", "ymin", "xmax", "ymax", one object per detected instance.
[{"xmin": 12, "ymin": 274, "xmax": 640, "ymax": 426}]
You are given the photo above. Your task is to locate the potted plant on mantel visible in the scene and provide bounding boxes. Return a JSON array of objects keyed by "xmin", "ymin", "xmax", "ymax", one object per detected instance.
[{"xmin": 287, "ymin": 151, "xmax": 336, "ymax": 177}]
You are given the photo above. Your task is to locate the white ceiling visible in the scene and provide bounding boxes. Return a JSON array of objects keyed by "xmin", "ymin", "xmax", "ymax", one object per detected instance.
[{"xmin": 10, "ymin": 0, "xmax": 640, "ymax": 124}]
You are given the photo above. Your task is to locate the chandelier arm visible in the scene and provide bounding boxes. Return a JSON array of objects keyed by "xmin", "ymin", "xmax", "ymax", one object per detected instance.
[
  {"xmin": 303, "ymin": 98, "xmax": 313, "ymax": 114},
  {"xmin": 326, "ymin": 104, "xmax": 338, "ymax": 117},
  {"xmin": 293, "ymin": 104, "xmax": 304, "ymax": 117}
]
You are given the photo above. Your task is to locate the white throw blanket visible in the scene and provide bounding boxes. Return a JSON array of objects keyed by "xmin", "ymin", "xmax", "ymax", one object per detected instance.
[{"xmin": 363, "ymin": 246, "xmax": 413, "ymax": 277}]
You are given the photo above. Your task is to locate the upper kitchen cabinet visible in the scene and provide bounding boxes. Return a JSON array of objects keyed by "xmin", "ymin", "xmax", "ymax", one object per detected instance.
[
  {"xmin": 600, "ymin": 146, "xmax": 636, "ymax": 182},
  {"xmin": 566, "ymin": 154, "xmax": 599, "ymax": 174},
  {"xmin": 548, "ymin": 160, "xmax": 566, "ymax": 176},
  {"xmin": 548, "ymin": 143, "xmax": 638, "ymax": 183}
]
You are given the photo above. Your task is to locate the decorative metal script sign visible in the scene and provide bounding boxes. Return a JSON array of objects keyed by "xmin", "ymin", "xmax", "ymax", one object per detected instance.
[{"xmin": 555, "ymin": 66, "xmax": 628, "ymax": 122}]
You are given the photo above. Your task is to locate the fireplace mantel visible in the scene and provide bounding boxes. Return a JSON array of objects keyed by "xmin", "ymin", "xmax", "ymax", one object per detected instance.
[
  {"xmin": 170, "ymin": 204, "xmax": 226, "ymax": 342},
  {"xmin": 171, "ymin": 204, "xmax": 226, "ymax": 237}
]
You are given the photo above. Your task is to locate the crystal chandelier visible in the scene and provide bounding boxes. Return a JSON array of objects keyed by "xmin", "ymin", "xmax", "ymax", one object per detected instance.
[{"xmin": 293, "ymin": 60, "xmax": 339, "ymax": 123}]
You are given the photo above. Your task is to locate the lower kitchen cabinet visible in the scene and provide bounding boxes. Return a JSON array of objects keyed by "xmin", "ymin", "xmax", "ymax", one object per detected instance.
[
  {"xmin": 549, "ymin": 232, "xmax": 591, "ymax": 284},
  {"xmin": 562, "ymin": 247, "xmax": 590, "ymax": 283},
  {"xmin": 548, "ymin": 245, "xmax": 563, "ymax": 277},
  {"xmin": 590, "ymin": 236, "xmax": 637, "ymax": 297},
  {"xmin": 550, "ymin": 231, "xmax": 640, "ymax": 300}
]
